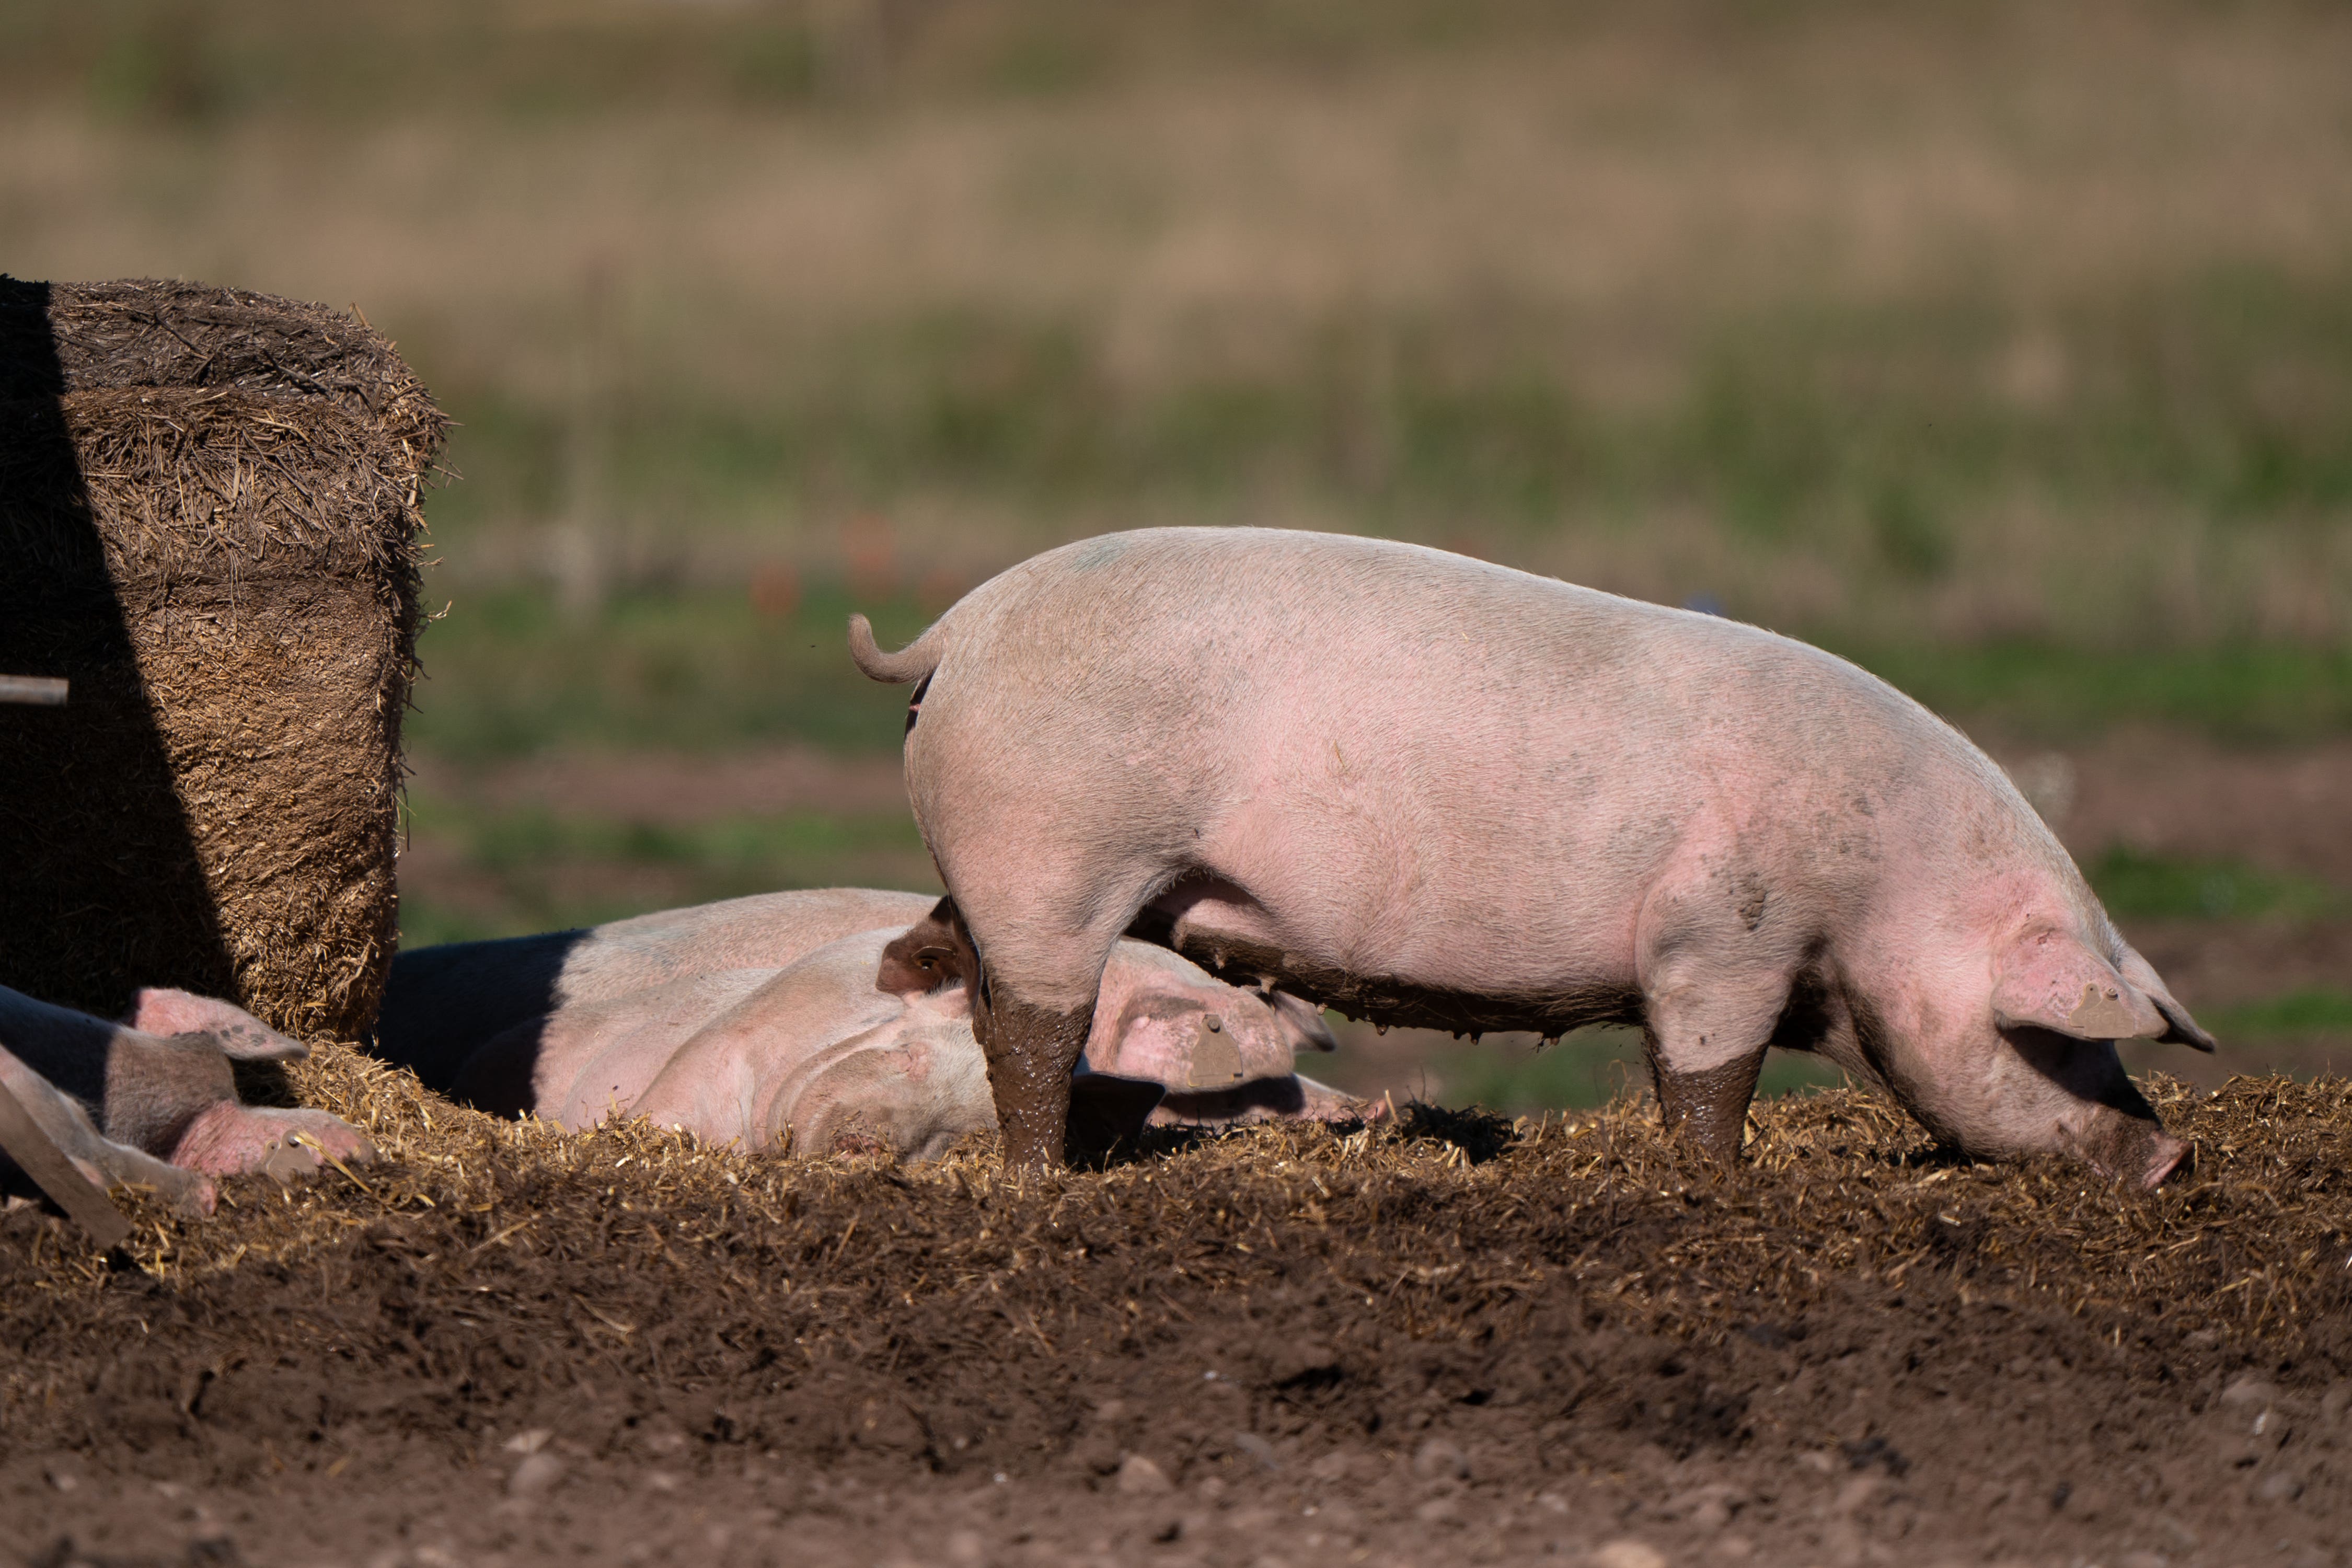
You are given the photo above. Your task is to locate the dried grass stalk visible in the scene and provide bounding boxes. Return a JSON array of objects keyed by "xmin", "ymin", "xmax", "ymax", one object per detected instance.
[{"xmin": 24, "ymin": 1052, "xmax": 2347, "ymax": 1368}]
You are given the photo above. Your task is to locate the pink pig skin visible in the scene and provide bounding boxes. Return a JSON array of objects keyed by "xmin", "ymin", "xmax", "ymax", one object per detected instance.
[
  {"xmin": 375, "ymin": 887, "xmax": 942, "ymax": 1090},
  {"xmin": 1, "ymin": 1040, "xmax": 216, "ymax": 1215},
  {"xmin": 851, "ymin": 527, "xmax": 2213, "ymax": 1180}
]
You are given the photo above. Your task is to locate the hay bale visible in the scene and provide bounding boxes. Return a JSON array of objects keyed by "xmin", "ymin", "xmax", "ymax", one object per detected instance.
[{"xmin": 0, "ymin": 278, "xmax": 445, "ymax": 1039}]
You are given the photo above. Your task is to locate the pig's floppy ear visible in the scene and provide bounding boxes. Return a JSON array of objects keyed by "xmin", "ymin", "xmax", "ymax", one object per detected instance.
[
  {"xmin": 2116, "ymin": 945, "xmax": 2218, "ymax": 1053},
  {"xmin": 1991, "ymin": 929, "xmax": 2167, "ymax": 1042},
  {"xmin": 874, "ymin": 898, "xmax": 976, "ymax": 999},
  {"xmin": 1266, "ymin": 989, "xmax": 1338, "ymax": 1054},
  {"xmin": 126, "ymin": 987, "xmax": 309, "ymax": 1062}
]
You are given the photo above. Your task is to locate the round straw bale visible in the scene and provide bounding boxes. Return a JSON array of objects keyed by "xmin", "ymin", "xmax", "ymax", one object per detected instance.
[{"xmin": 0, "ymin": 278, "xmax": 444, "ymax": 1040}]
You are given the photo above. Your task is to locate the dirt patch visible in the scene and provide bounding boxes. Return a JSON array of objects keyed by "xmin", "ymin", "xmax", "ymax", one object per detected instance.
[{"xmin": 3, "ymin": 1049, "xmax": 2347, "ymax": 1568}]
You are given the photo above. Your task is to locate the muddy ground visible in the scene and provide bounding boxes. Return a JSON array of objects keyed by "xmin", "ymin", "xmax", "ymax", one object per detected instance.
[{"xmin": 4, "ymin": 1060, "xmax": 2349, "ymax": 1568}]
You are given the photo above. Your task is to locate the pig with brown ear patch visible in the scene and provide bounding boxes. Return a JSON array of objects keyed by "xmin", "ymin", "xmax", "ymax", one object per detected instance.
[{"xmin": 850, "ymin": 526, "xmax": 2214, "ymax": 1181}]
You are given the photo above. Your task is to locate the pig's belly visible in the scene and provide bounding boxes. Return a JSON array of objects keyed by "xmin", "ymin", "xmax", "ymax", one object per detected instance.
[
  {"xmin": 1137, "ymin": 677, "xmax": 1756, "ymax": 1031},
  {"xmin": 1143, "ymin": 871, "xmax": 1646, "ymax": 1039},
  {"xmin": 1140, "ymin": 734, "xmax": 1672, "ymax": 1031}
]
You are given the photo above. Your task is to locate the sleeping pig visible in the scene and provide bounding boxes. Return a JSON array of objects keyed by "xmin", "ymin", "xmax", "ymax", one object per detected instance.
[
  {"xmin": 849, "ymin": 526, "xmax": 2215, "ymax": 1182},
  {"xmin": 373, "ymin": 887, "xmax": 950, "ymax": 1091},
  {"xmin": 381, "ymin": 895, "xmax": 1361, "ymax": 1161}
]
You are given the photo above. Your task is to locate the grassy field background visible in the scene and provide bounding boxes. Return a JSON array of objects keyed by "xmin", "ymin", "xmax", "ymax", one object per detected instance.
[{"xmin": 7, "ymin": 0, "xmax": 2348, "ymax": 1106}]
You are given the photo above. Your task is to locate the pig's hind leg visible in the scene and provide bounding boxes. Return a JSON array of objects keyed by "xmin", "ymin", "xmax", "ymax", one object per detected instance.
[
  {"xmin": 2, "ymin": 1045, "xmax": 217, "ymax": 1214},
  {"xmin": 928, "ymin": 883, "xmax": 1140, "ymax": 1168},
  {"xmin": 972, "ymin": 981, "xmax": 1101, "ymax": 1168}
]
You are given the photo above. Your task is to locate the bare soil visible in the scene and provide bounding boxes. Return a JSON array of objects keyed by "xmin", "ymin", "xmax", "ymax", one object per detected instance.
[{"xmin": 3, "ymin": 1054, "xmax": 2349, "ymax": 1568}]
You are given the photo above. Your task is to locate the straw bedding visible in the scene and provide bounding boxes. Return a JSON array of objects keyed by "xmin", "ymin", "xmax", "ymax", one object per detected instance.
[
  {"xmin": 1, "ymin": 1058, "xmax": 2344, "ymax": 1565},
  {"xmin": 0, "ymin": 278, "xmax": 443, "ymax": 1038}
]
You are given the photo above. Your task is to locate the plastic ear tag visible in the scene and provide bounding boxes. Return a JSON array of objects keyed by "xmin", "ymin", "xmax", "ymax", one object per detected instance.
[{"xmin": 1187, "ymin": 1016, "xmax": 1247, "ymax": 1088}]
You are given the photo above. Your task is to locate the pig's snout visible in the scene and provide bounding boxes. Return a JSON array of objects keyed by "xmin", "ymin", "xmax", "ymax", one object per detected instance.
[
  {"xmin": 2140, "ymin": 1130, "xmax": 2189, "ymax": 1189},
  {"xmin": 2065, "ymin": 1103, "xmax": 2188, "ymax": 1190},
  {"xmin": 1994, "ymin": 1028, "xmax": 2186, "ymax": 1189}
]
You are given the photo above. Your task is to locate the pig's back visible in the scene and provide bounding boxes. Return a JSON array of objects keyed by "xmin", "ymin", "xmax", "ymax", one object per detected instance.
[
  {"xmin": 558, "ymin": 889, "xmax": 941, "ymax": 1007},
  {"xmin": 934, "ymin": 527, "xmax": 1989, "ymax": 838}
]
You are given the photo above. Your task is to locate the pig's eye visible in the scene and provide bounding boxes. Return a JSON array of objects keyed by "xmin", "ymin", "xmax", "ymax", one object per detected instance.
[{"xmin": 1204, "ymin": 1016, "xmax": 1223, "ymax": 1032}]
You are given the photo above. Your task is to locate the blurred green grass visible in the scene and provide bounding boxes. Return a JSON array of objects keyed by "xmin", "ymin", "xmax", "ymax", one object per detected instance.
[
  {"xmin": 1831, "ymin": 644, "xmax": 2352, "ymax": 745},
  {"xmin": 403, "ymin": 270, "xmax": 2352, "ymax": 673},
  {"xmin": 406, "ymin": 583, "xmax": 933, "ymax": 758},
  {"xmin": 418, "ymin": 276, "xmax": 2352, "ymax": 539},
  {"xmin": 7, "ymin": 0, "xmax": 1567, "ymax": 126},
  {"xmin": 2207, "ymin": 988, "xmax": 2352, "ymax": 1042},
  {"xmin": 2085, "ymin": 846, "xmax": 2347, "ymax": 923},
  {"xmin": 395, "ymin": 793, "xmax": 935, "ymax": 948}
]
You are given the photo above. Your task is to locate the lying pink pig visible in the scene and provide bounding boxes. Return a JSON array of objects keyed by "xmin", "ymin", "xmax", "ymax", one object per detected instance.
[{"xmin": 375, "ymin": 892, "xmax": 1363, "ymax": 1161}]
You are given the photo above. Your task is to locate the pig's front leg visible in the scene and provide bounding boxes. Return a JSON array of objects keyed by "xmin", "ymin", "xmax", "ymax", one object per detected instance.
[
  {"xmin": 1640, "ymin": 963, "xmax": 1791, "ymax": 1161},
  {"xmin": 1647, "ymin": 1043, "xmax": 1768, "ymax": 1159},
  {"xmin": 973, "ymin": 988, "xmax": 1094, "ymax": 1166}
]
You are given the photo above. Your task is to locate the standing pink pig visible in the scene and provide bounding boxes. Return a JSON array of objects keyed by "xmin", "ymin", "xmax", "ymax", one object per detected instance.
[{"xmin": 850, "ymin": 527, "xmax": 2214, "ymax": 1181}]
